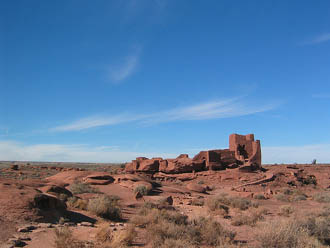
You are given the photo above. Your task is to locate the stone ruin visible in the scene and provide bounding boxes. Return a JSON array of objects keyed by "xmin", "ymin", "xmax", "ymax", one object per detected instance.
[{"xmin": 125, "ymin": 133, "xmax": 261, "ymax": 174}]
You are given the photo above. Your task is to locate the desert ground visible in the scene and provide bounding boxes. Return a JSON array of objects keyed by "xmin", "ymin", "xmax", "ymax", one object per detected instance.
[{"xmin": 0, "ymin": 160, "xmax": 329, "ymax": 248}]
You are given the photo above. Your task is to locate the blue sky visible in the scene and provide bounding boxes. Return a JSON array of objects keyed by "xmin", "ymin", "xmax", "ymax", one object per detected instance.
[{"xmin": 1, "ymin": 0, "xmax": 330, "ymax": 163}]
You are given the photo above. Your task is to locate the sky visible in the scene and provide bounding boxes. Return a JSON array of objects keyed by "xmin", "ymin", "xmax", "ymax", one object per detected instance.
[{"xmin": 1, "ymin": 0, "xmax": 330, "ymax": 164}]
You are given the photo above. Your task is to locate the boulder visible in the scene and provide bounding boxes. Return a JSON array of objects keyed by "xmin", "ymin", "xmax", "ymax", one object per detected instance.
[
  {"xmin": 82, "ymin": 173, "xmax": 115, "ymax": 185},
  {"xmin": 32, "ymin": 193, "xmax": 67, "ymax": 211},
  {"xmin": 186, "ymin": 183, "xmax": 206, "ymax": 193},
  {"xmin": 133, "ymin": 181, "xmax": 153, "ymax": 192},
  {"xmin": 43, "ymin": 185, "xmax": 72, "ymax": 197},
  {"xmin": 138, "ymin": 158, "xmax": 160, "ymax": 172}
]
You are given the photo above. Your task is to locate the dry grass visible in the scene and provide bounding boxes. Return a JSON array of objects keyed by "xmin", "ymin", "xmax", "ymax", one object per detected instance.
[
  {"xmin": 67, "ymin": 196, "xmax": 89, "ymax": 210},
  {"xmin": 54, "ymin": 227, "xmax": 88, "ymax": 248},
  {"xmin": 110, "ymin": 225, "xmax": 137, "ymax": 247},
  {"xmin": 190, "ymin": 198, "xmax": 204, "ymax": 206},
  {"xmin": 257, "ymin": 217, "xmax": 329, "ymax": 248},
  {"xmin": 87, "ymin": 195, "xmax": 121, "ymax": 220},
  {"xmin": 95, "ymin": 224, "xmax": 112, "ymax": 243},
  {"xmin": 276, "ymin": 189, "xmax": 308, "ymax": 202},
  {"xmin": 254, "ymin": 194, "xmax": 266, "ymax": 200},
  {"xmin": 231, "ymin": 208, "xmax": 268, "ymax": 227},
  {"xmin": 70, "ymin": 182, "xmax": 99, "ymax": 194},
  {"xmin": 278, "ymin": 205, "xmax": 295, "ymax": 217},
  {"xmin": 95, "ymin": 224, "xmax": 137, "ymax": 248},
  {"xmin": 131, "ymin": 207, "xmax": 235, "ymax": 247},
  {"xmin": 206, "ymin": 193, "xmax": 257, "ymax": 214},
  {"xmin": 313, "ymin": 191, "xmax": 330, "ymax": 203},
  {"xmin": 134, "ymin": 185, "xmax": 149, "ymax": 196}
]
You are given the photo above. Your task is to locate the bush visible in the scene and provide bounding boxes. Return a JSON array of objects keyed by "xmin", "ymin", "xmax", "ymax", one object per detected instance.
[
  {"xmin": 206, "ymin": 197, "xmax": 229, "ymax": 216},
  {"xmin": 275, "ymin": 193, "xmax": 290, "ymax": 202},
  {"xmin": 95, "ymin": 224, "xmax": 112, "ymax": 243},
  {"xmin": 278, "ymin": 205, "xmax": 295, "ymax": 217},
  {"xmin": 54, "ymin": 227, "xmax": 86, "ymax": 248},
  {"xmin": 206, "ymin": 193, "xmax": 256, "ymax": 212},
  {"xmin": 254, "ymin": 194, "xmax": 266, "ymax": 200},
  {"xmin": 297, "ymin": 216, "xmax": 330, "ymax": 245},
  {"xmin": 197, "ymin": 180, "xmax": 204, "ymax": 185},
  {"xmin": 134, "ymin": 185, "xmax": 149, "ymax": 196},
  {"xmin": 131, "ymin": 208, "xmax": 235, "ymax": 247},
  {"xmin": 95, "ymin": 224, "xmax": 137, "ymax": 247},
  {"xmin": 88, "ymin": 195, "xmax": 121, "ymax": 220},
  {"xmin": 231, "ymin": 208, "xmax": 268, "ymax": 227},
  {"xmin": 67, "ymin": 197, "xmax": 89, "ymax": 210},
  {"xmin": 313, "ymin": 192, "xmax": 330, "ymax": 203},
  {"xmin": 110, "ymin": 225, "xmax": 137, "ymax": 247},
  {"xmin": 70, "ymin": 182, "xmax": 99, "ymax": 194},
  {"xmin": 257, "ymin": 219, "xmax": 324, "ymax": 248},
  {"xmin": 292, "ymin": 194, "xmax": 307, "ymax": 201},
  {"xmin": 191, "ymin": 198, "xmax": 204, "ymax": 206},
  {"xmin": 303, "ymin": 175, "xmax": 317, "ymax": 185}
]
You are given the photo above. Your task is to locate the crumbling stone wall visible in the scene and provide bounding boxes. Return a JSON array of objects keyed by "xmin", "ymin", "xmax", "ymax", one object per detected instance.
[{"xmin": 125, "ymin": 133, "xmax": 262, "ymax": 174}]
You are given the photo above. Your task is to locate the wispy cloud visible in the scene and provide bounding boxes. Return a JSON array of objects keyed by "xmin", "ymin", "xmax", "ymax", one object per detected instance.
[
  {"xmin": 312, "ymin": 93, "xmax": 330, "ymax": 99},
  {"xmin": 302, "ymin": 33, "xmax": 330, "ymax": 45},
  {"xmin": 107, "ymin": 53, "xmax": 139, "ymax": 83},
  {"xmin": 51, "ymin": 97, "xmax": 281, "ymax": 132},
  {"xmin": 51, "ymin": 114, "xmax": 144, "ymax": 132},
  {"xmin": 0, "ymin": 141, "xmax": 175, "ymax": 163},
  {"xmin": 263, "ymin": 144, "xmax": 330, "ymax": 164},
  {"xmin": 144, "ymin": 98, "xmax": 279, "ymax": 125}
]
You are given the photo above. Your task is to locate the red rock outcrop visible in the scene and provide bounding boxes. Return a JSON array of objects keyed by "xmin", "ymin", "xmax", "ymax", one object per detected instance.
[{"xmin": 125, "ymin": 133, "xmax": 262, "ymax": 174}]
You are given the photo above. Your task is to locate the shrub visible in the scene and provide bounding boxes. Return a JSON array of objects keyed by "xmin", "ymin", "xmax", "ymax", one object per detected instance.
[
  {"xmin": 134, "ymin": 185, "xmax": 149, "ymax": 196},
  {"xmin": 146, "ymin": 215, "xmax": 235, "ymax": 247},
  {"xmin": 207, "ymin": 193, "xmax": 256, "ymax": 211},
  {"xmin": 67, "ymin": 197, "xmax": 88, "ymax": 210},
  {"xmin": 95, "ymin": 224, "xmax": 137, "ymax": 247},
  {"xmin": 131, "ymin": 208, "xmax": 235, "ymax": 247},
  {"xmin": 230, "ymin": 197, "xmax": 254, "ymax": 210},
  {"xmin": 88, "ymin": 195, "xmax": 121, "ymax": 220},
  {"xmin": 159, "ymin": 238, "xmax": 194, "ymax": 248},
  {"xmin": 206, "ymin": 197, "xmax": 229, "ymax": 216},
  {"xmin": 303, "ymin": 175, "xmax": 317, "ymax": 185},
  {"xmin": 70, "ymin": 182, "xmax": 99, "ymax": 194},
  {"xmin": 278, "ymin": 205, "xmax": 295, "ymax": 217},
  {"xmin": 313, "ymin": 192, "xmax": 330, "ymax": 203},
  {"xmin": 257, "ymin": 219, "xmax": 324, "ymax": 248},
  {"xmin": 275, "ymin": 193, "xmax": 290, "ymax": 202},
  {"xmin": 192, "ymin": 217, "xmax": 236, "ymax": 246},
  {"xmin": 191, "ymin": 198, "xmax": 204, "ymax": 206},
  {"xmin": 231, "ymin": 208, "xmax": 268, "ymax": 226},
  {"xmin": 197, "ymin": 180, "xmax": 204, "ymax": 185},
  {"xmin": 110, "ymin": 225, "xmax": 137, "ymax": 247},
  {"xmin": 254, "ymin": 194, "xmax": 266, "ymax": 200},
  {"xmin": 297, "ymin": 216, "xmax": 330, "ymax": 245},
  {"xmin": 95, "ymin": 224, "xmax": 112, "ymax": 243},
  {"xmin": 54, "ymin": 227, "xmax": 86, "ymax": 248},
  {"xmin": 292, "ymin": 194, "xmax": 307, "ymax": 201}
]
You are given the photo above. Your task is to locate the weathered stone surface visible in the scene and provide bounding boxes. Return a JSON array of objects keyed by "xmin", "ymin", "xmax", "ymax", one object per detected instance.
[
  {"xmin": 44, "ymin": 185, "xmax": 73, "ymax": 197},
  {"xmin": 161, "ymin": 157, "xmax": 205, "ymax": 174},
  {"xmin": 32, "ymin": 193, "xmax": 67, "ymax": 211},
  {"xmin": 138, "ymin": 158, "xmax": 160, "ymax": 172},
  {"xmin": 229, "ymin": 133, "xmax": 261, "ymax": 169},
  {"xmin": 186, "ymin": 183, "xmax": 206, "ymax": 193}
]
